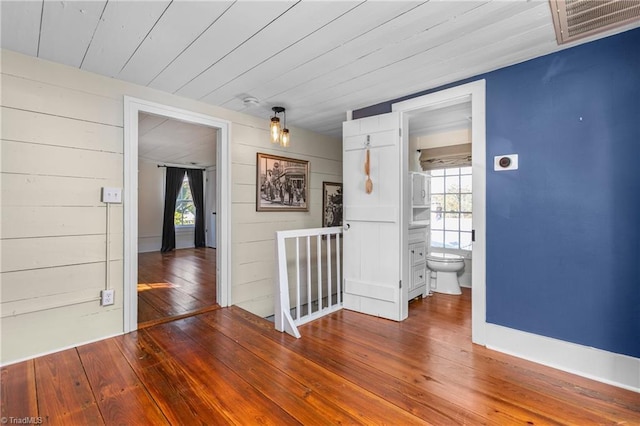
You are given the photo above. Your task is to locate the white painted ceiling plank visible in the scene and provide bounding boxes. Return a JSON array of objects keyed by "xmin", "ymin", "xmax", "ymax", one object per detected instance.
[
  {"xmin": 148, "ymin": 1, "xmax": 296, "ymax": 94},
  {"xmin": 81, "ymin": 1, "xmax": 171, "ymax": 76},
  {"xmin": 39, "ymin": 1, "xmax": 106, "ymax": 68},
  {"xmin": 288, "ymin": 4, "xmax": 552, "ymax": 117},
  {"xmin": 243, "ymin": 1, "xmax": 486, "ymax": 108},
  {"xmin": 179, "ymin": 1, "xmax": 364, "ymax": 100},
  {"xmin": 3, "ymin": 0, "xmax": 634, "ymax": 139},
  {"xmin": 0, "ymin": 1, "xmax": 42, "ymax": 56},
  {"xmin": 118, "ymin": 1, "xmax": 233, "ymax": 86},
  {"xmin": 139, "ymin": 113, "xmax": 217, "ymax": 168},
  {"xmin": 269, "ymin": 1, "xmax": 535, "ymax": 108},
  {"xmin": 205, "ymin": 1, "xmax": 426, "ymax": 107},
  {"xmin": 138, "ymin": 113, "xmax": 168, "ymax": 137},
  {"xmin": 291, "ymin": 25, "xmax": 556, "ymax": 126}
]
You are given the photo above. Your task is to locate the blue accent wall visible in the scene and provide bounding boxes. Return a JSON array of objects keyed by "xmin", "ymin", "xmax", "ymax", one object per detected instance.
[{"xmin": 355, "ymin": 28, "xmax": 640, "ymax": 358}]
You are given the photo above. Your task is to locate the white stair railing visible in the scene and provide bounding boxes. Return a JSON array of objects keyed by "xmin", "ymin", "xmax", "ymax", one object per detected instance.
[{"xmin": 275, "ymin": 226, "xmax": 343, "ymax": 338}]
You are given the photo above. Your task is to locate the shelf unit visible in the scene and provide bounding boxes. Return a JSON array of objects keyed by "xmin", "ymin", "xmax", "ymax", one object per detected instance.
[
  {"xmin": 408, "ymin": 171, "xmax": 431, "ymax": 299},
  {"xmin": 410, "ymin": 172, "xmax": 431, "ymax": 226}
]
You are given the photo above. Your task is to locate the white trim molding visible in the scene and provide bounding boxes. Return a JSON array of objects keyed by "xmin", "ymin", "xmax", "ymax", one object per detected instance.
[
  {"xmin": 123, "ymin": 96, "xmax": 232, "ymax": 333},
  {"xmin": 486, "ymin": 324, "xmax": 640, "ymax": 392},
  {"xmin": 392, "ymin": 79, "xmax": 487, "ymax": 345}
]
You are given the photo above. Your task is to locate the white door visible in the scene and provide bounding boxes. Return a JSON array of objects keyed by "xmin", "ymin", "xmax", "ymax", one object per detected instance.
[
  {"xmin": 342, "ymin": 112, "xmax": 407, "ymax": 321},
  {"xmin": 205, "ymin": 168, "xmax": 216, "ymax": 248}
]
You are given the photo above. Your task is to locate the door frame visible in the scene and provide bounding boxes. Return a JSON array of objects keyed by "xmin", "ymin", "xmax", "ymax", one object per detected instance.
[
  {"xmin": 123, "ymin": 97, "xmax": 232, "ymax": 333},
  {"xmin": 392, "ymin": 80, "xmax": 487, "ymax": 345}
]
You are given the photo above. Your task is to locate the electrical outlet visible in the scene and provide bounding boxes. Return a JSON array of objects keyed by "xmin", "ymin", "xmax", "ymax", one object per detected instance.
[{"xmin": 101, "ymin": 289, "xmax": 115, "ymax": 306}]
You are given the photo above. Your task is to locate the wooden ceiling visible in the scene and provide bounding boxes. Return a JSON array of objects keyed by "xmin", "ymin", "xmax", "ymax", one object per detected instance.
[{"xmin": 2, "ymin": 1, "xmax": 639, "ymax": 139}]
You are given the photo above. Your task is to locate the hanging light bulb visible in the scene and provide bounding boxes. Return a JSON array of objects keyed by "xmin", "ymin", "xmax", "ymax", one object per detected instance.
[
  {"xmin": 269, "ymin": 106, "xmax": 290, "ymax": 147},
  {"xmin": 281, "ymin": 128, "xmax": 290, "ymax": 147},
  {"xmin": 270, "ymin": 116, "xmax": 281, "ymax": 143}
]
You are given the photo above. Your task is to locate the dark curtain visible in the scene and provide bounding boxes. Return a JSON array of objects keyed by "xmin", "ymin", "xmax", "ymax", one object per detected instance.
[
  {"xmin": 186, "ymin": 168, "xmax": 206, "ymax": 248},
  {"xmin": 161, "ymin": 167, "xmax": 186, "ymax": 252}
]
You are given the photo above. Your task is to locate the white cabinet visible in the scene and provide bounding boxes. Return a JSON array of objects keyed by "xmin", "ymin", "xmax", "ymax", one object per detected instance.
[
  {"xmin": 408, "ymin": 226, "xmax": 428, "ymax": 299},
  {"xmin": 410, "ymin": 172, "xmax": 430, "ymax": 225},
  {"xmin": 408, "ymin": 172, "xmax": 431, "ymax": 299}
]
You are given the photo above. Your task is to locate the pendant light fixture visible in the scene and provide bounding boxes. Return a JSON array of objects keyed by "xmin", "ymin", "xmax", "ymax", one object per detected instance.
[{"xmin": 270, "ymin": 106, "xmax": 290, "ymax": 147}]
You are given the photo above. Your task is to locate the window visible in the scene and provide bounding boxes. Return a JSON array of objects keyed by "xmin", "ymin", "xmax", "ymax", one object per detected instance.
[
  {"xmin": 175, "ymin": 175, "xmax": 195, "ymax": 226},
  {"xmin": 430, "ymin": 167, "xmax": 472, "ymax": 251}
]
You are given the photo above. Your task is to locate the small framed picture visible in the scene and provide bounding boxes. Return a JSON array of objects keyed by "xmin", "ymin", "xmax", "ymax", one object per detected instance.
[
  {"xmin": 322, "ymin": 182, "xmax": 343, "ymax": 227},
  {"xmin": 256, "ymin": 152, "xmax": 309, "ymax": 212}
]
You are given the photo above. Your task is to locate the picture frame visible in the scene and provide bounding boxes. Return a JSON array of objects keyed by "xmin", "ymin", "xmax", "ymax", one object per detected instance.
[
  {"xmin": 322, "ymin": 181, "xmax": 343, "ymax": 227},
  {"xmin": 256, "ymin": 152, "xmax": 309, "ymax": 212}
]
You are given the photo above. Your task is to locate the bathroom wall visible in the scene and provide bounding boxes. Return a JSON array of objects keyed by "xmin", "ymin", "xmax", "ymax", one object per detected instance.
[{"xmin": 354, "ymin": 28, "xmax": 640, "ymax": 359}]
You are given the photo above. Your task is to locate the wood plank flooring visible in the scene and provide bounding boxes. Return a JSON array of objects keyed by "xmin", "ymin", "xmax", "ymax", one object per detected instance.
[
  {"xmin": 2, "ymin": 289, "xmax": 639, "ymax": 425},
  {"xmin": 137, "ymin": 247, "xmax": 217, "ymax": 326}
]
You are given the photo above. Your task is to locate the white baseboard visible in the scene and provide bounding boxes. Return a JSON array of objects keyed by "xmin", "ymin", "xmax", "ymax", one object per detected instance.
[
  {"xmin": 485, "ymin": 323, "xmax": 640, "ymax": 392},
  {"xmin": 138, "ymin": 234, "xmax": 195, "ymax": 253}
]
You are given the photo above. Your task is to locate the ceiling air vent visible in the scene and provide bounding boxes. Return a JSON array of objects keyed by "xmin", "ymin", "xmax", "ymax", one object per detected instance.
[{"xmin": 549, "ymin": 0, "xmax": 640, "ymax": 44}]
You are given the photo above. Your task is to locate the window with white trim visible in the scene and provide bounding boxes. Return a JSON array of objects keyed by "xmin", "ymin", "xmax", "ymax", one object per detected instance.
[
  {"xmin": 430, "ymin": 167, "xmax": 472, "ymax": 251},
  {"xmin": 175, "ymin": 175, "xmax": 195, "ymax": 226}
]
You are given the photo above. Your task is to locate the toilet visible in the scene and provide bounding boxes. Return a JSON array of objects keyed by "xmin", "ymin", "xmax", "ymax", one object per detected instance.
[{"xmin": 426, "ymin": 252, "xmax": 465, "ymax": 295}]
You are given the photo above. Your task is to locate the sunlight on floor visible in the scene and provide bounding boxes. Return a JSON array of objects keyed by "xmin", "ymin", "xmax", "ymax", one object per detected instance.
[{"xmin": 137, "ymin": 282, "xmax": 180, "ymax": 292}]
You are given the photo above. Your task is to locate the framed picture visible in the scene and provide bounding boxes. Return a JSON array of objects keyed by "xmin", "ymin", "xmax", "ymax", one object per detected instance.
[
  {"xmin": 322, "ymin": 182, "xmax": 343, "ymax": 227},
  {"xmin": 256, "ymin": 152, "xmax": 309, "ymax": 212}
]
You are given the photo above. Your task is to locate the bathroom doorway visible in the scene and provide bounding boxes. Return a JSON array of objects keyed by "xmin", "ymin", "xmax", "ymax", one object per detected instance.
[{"xmin": 393, "ymin": 80, "xmax": 487, "ymax": 344}]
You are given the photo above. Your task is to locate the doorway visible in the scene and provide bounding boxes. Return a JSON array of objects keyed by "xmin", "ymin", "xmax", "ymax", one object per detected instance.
[
  {"xmin": 393, "ymin": 80, "xmax": 487, "ymax": 345},
  {"xmin": 136, "ymin": 113, "xmax": 217, "ymax": 326},
  {"xmin": 123, "ymin": 97, "xmax": 231, "ymax": 333}
]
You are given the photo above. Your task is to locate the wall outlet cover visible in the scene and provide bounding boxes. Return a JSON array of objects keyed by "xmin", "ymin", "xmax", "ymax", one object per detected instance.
[{"xmin": 101, "ymin": 289, "xmax": 115, "ymax": 306}]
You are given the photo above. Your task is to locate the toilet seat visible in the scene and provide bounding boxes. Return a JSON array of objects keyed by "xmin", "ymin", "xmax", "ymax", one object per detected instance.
[{"xmin": 426, "ymin": 252, "xmax": 464, "ymax": 263}]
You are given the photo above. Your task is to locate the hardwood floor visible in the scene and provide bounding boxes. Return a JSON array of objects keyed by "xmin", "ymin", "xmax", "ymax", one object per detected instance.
[
  {"xmin": 2, "ymin": 289, "xmax": 639, "ymax": 425},
  {"xmin": 137, "ymin": 247, "xmax": 217, "ymax": 326}
]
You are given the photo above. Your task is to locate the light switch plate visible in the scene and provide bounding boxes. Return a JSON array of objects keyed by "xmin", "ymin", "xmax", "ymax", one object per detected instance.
[
  {"xmin": 102, "ymin": 187, "xmax": 122, "ymax": 203},
  {"xmin": 494, "ymin": 154, "xmax": 518, "ymax": 171}
]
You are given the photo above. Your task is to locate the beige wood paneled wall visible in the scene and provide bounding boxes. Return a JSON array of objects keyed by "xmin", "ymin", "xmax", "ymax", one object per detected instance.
[{"xmin": 0, "ymin": 50, "xmax": 341, "ymax": 364}]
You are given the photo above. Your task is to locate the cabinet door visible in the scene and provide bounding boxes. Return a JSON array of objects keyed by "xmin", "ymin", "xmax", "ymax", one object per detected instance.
[
  {"xmin": 412, "ymin": 173, "xmax": 429, "ymax": 206},
  {"xmin": 410, "ymin": 242, "xmax": 426, "ymax": 265},
  {"xmin": 411, "ymin": 265, "xmax": 426, "ymax": 289}
]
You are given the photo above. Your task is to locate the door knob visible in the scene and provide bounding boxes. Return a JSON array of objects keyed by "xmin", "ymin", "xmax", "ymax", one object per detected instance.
[{"xmin": 343, "ymin": 223, "xmax": 350, "ymax": 231}]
